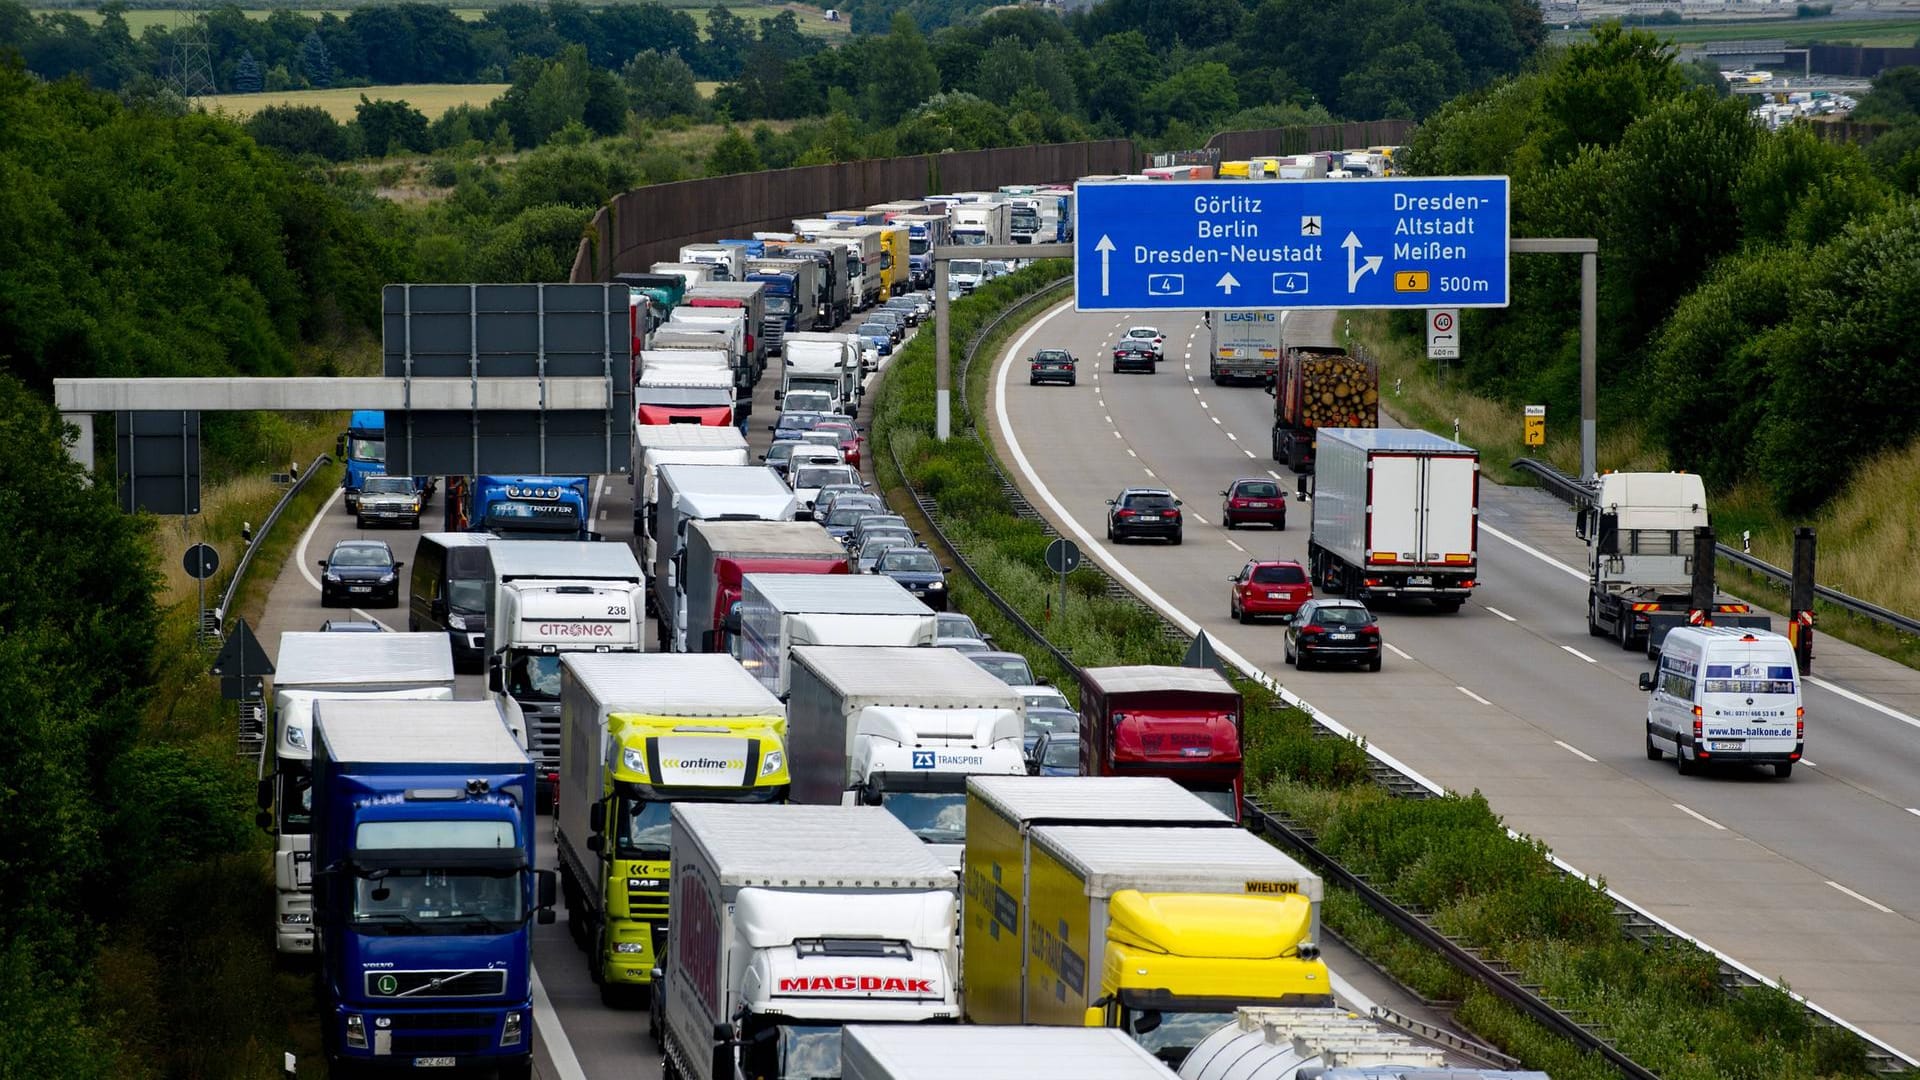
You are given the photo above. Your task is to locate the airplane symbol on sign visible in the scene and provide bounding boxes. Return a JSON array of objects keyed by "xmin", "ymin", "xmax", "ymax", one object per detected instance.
[{"xmin": 1300, "ymin": 216, "xmax": 1322, "ymax": 237}]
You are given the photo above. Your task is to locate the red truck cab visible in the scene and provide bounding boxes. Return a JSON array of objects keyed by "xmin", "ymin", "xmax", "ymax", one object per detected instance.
[{"xmin": 1078, "ymin": 665, "xmax": 1244, "ymax": 821}]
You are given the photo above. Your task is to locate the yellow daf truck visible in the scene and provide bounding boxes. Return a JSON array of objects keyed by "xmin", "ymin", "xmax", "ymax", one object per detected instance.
[
  {"xmin": 963, "ymin": 782, "xmax": 1329, "ymax": 1070},
  {"xmin": 557, "ymin": 652, "xmax": 788, "ymax": 1005}
]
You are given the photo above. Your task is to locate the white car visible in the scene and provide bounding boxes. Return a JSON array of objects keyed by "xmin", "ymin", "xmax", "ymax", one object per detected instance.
[{"xmin": 1123, "ymin": 326, "xmax": 1165, "ymax": 357}]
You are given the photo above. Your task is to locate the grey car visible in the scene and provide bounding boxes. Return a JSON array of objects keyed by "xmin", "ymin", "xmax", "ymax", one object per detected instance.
[
  {"xmin": 852, "ymin": 531, "xmax": 914, "ymax": 573},
  {"xmin": 968, "ymin": 650, "xmax": 1035, "ymax": 687},
  {"xmin": 355, "ymin": 474, "xmax": 423, "ymax": 529},
  {"xmin": 822, "ymin": 498, "xmax": 887, "ymax": 543}
]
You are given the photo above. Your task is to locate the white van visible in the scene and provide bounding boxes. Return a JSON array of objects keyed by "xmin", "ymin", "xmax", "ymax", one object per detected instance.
[{"xmin": 1640, "ymin": 626, "xmax": 1803, "ymax": 778}]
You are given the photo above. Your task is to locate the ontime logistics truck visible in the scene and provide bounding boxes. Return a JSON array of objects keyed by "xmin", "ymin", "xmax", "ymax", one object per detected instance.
[
  {"xmin": 676, "ymin": 519, "xmax": 849, "ymax": 655},
  {"xmin": 556, "ymin": 652, "xmax": 789, "ymax": 1004},
  {"xmin": 258, "ymin": 631, "xmax": 457, "ymax": 956},
  {"xmin": 656, "ymin": 804, "xmax": 961, "ymax": 1080},
  {"xmin": 1266, "ymin": 346, "xmax": 1379, "ymax": 473},
  {"xmin": 732, "ymin": 573, "xmax": 939, "ymax": 699},
  {"xmin": 786, "ymin": 646, "xmax": 1029, "ymax": 872},
  {"xmin": 964, "ymin": 819, "xmax": 1329, "ymax": 1069},
  {"xmin": 1307, "ymin": 428, "xmax": 1478, "ymax": 612},
  {"xmin": 309, "ymin": 700, "xmax": 556, "ymax": 1079},
  {"xmin": 1077, "ymin": 666, "xmax": 1244, "ymax": 822},
  {"xmin": 484, "ymin": 540, "xmax": 647, "ymax": 805}
]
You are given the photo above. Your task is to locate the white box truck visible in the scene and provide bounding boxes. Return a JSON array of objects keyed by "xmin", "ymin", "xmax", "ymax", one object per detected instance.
[
  {"xmin": 630, "ymin": 425, "xmax": 750, "ymax": 535},
  {"xmin": 258, "ymin": 631, "xmax": 457, "ymax": 954},
  {"xmin": 483, "ymin": 540, "xmax": 647, "ymax": 805},
  {"xmin": 786, "ymin": 646, "xmax": 1028, "ymax": 871},
  {"xmin": 678, "ymin": 243, "xmax": 746, "ymax": 283},
  {"xmin": 953, "ymin": 202, "xmax": 1010, "ymax": 246},
  {"xmin": 1307, "ymin": 428, "xmax": 1479, "ymax": 611},
  {"xmin": 650, "ymin": 464, "xmax": 798, "ymax": 634},
  {"xmin": 734, "ymin": 574, "xmax": 938, "ymax": 699},
  {"xmin": 1206, "ymin": 310, "xmax": 1283, "ymax": 386},
  {"xmin": 636, "ymin": 365, "xmax": 738, "ymax": 428},
  {"xmin": 781, "ymin": 333, "xmax": 864, "ymax": 414},
  {"xmin": 677, "ymin": 519, "xmax": 850, "ymax": 655},
  {"xmin": 657, "ymin": 804, "xmax": 960, "ymax": 1080},
  {"xmin": 843, "ymin": 1025, "xmax": 1180, "ymax": 1080}
]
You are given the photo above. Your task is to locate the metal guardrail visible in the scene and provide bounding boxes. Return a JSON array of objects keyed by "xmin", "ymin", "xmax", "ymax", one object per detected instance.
[
  {"xmin": 883, "ymin": 286, "xmax": 1918, "ymax": 1076},
  {"xmin": 214, "ymin": 453, "xmax": 331, "ymax": 634},
  {"xmin": 1510, "ymin": 458, "xmax": 1920, "ymax": 637}
]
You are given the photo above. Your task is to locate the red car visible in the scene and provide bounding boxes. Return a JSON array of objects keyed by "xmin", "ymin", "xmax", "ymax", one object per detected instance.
[
  {"xmin": 813, "ymin": 420, "xmax": 863, "ymax": 469},
  {"xmin": 1220, "ymin": 477, "xmax": 1286, "ymax": 529},
  {"xmin": 1229, "ymin": 560, "xmax": 1312, "ymax": 623}
]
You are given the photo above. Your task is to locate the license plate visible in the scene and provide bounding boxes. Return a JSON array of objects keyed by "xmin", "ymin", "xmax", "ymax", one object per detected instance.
[
  {"xmin": 1711, "ymin": 740, "xmax": 1741, "ymax": 751},
  {"xmin": 294, "ymin": 856, "xmax": 312, "ymax": 887},
  {"xmin": 1330, "ymin": 632, "xmax": 1355, "ymax": 641},
  {"xmin": 1408, "ymin": 576, "xmax": 1432, "ymax": 585},
  {"xmin": 350, "ymin": 586, "xmax": 371, "ymax": 593},
  {"xmin": 1138, "ymin": 515, "xmax": 1160, "ymax": 521},
  {"xmin": 414, "ymin": 1057, "xmax": 457, "ymax": 1068},
  {"xmin": 1267, "ymin": 592, "xmax": 1284, "ymax": 599},
  {"xmin": 1247, "ymin": 501, "xmax": 1270, "ymax": 508}
]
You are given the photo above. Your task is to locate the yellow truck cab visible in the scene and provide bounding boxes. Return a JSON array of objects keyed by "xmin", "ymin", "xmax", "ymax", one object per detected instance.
[{"xmin": 556, "ymin": 653, "xmax": 788, "ymax": 1004}]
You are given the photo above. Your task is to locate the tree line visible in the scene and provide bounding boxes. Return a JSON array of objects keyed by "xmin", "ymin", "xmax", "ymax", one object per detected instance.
[
  {"xmin": 1405, "ymin": 25, "xmax": 1920, "ymax": 512},
  {"xmin": 1, "ymin": 0, "xmax": 820, "ymax": 92}
]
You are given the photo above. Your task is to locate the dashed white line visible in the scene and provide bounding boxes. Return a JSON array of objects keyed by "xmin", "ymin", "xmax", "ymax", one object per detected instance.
[
  {"xmin": 1126, "ymin": 448, "xmax": 1137, "ymax": 458},
  {"xmin": 1555, "ymin": 740, "xmax": 1597, "ymax": 763},
  {"xmin": 1227, "ymin": 432, "xmax": 1238, "ymax": 441},
  {"xmin": 1484, "ymin": 606, "xmax": 1517, "ymax": 622},
  {"xmin": 1192, "ymin": 387, "xmax": 1201, "ymax": 395},
  {"xmin": 1827, "ymin": 880, "xmax": 1894, "ymax": 913},
  {"xmin": 1907, "ymin": 808, "xmax": 1920, "ymax": 818},
  {"xmin": 598, "ymin": 509, "xmax": 607, "ymax": 521},
  {"xmin": 1211, "ymin": 417, "xmax": 1222, "ymax": 425},
  {"xmin": 1112, "ymin": 430, "xmax": 1122, "ymax": 439},
  {"xmin": 1456, "ymin": 686, "xmax": 1491, "ymax": 705},
  {"xmin": 1225, "ymin": 539, "xmax": 1245, "ymax": 552},
  {"xmin": 1673, "ymin": 803, "xmax": 1727, "ymax": 831},
  {"xmin": 1801, "ymin": 760, "xmax": 1817, "ymax": 768},
  {"xmin": 1200, "ymin": 401, "xmax": 1210, "ymax": 409},
  {"xmin": 1266, "ymin": 470, "xmax": 1283, "ymax": 481},
  {"xmin": 1143, "ymin": 468, "xmax": 1156, "ymax": 478},
  {"xmin": 1480, "ymin": 523, "xmax": 1588, "ymax": 582},
  {"xmin": 1561, "ymin": 645, "xmax": 1598, "ymax": 663},
  {"xmin": 1104, "ymin": 414, "xmax": 1113, "ymax": 424},
  {"xmin": 1189, "ymin": 513, "xmax": 1209, "ymax": 525},
  {"xmin": 1385, "ymin": 642, "xmax": 1413, "ymax": 660},
  {"xmin": 1809, "ymin": 676, "xmax": 1920, "ymax": 732},
  {"xmin": 1243, "ymin": 450, "xmax": 1257, "ymax": 459}
]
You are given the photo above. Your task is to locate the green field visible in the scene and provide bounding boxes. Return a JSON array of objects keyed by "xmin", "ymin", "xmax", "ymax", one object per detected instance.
[
  {"xmin": 31, "ymin": 2, "xmax": 850, "ymax": 36},
  {"xmin": 199, "ymin": 81, "xmax": 509, "ymax": 120}
]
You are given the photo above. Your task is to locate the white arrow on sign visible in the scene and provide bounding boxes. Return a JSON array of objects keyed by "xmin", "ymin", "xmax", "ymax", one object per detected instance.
[
  {"xmin": 1095, "ymin": 235, "xmax": 1116, "ymax": 297},
  {"xmin": 1343, "ymin": 232, "xmax": 1383, "ymax": 293},
  {"xmin": 1217, "ymin": 271, "xmax": 1240, "ymax": 295}
]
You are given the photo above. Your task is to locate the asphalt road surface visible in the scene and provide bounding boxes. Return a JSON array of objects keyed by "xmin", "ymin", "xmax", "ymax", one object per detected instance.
[{"xmin": 990, "ymin": 301, "xmax": 1920, "ymax": 1058}]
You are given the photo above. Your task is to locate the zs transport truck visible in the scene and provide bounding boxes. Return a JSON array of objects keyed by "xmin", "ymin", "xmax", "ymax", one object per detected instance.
[
  {"xmin": 656, "ymin": 804, "xmax": 961, "ymax": 1080},
  {"xmin": 259, "ymin": 631, "xmax": 457, "ymax": 956},
  {"xmin": 484, "ymin": 540, "xmax": 647, "ymax": 805},
  {"xmin": 1307, "ymin": 429, "xmax": 1478, "ymax": 612},
  {"xmin": 963, "ymin": 819, "xmax": 1329, "ymax": 1069},
  {"xmin": 309, "ymin": 701, "xmax": 556, "ymax": 1079},
  {"xmin": 1267, "ymin": 347, "xmax": 1379, "ymax": 473},
  {"xmin": 1077, "ymin": 666, "xmax": 1244, "ymax": 822},
  {"xmin": 786, "ymin": 646, "xmax": 1029, "ymax": 871},
  {"xmin": 1207, "ymin": 311, "xmax": 1283, "ymax": 386},
  {"xmin": 556, "ymin": 653, "xmax": 789, "ymax": 1004}
]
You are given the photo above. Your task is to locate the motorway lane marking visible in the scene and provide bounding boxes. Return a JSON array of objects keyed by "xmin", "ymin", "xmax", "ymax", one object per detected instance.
[
  {"xmin": 1484, "ymin": 606, "xmax": 1518, "ymax": 622},
  {"xmin": 1480, "ymin": 523, "xmax": 1587, "ymax": 582},
  {"xmin": 598, "ymin": 509, "xmax": 607, "ymax": 521},
  {"xmin": 1104, "ymin": 415, "xmax": 1113, "ymax": 424},
  {"xmin": 1385, "ymin": 642, "xmax": 1413, "ymax": 660},
  {"xmin": 1227, "ymin": 432, "xmax": 1238, "ymax": 441},
  {"xmin": 1908, "ymin": 808, "xmax": 1920, "ymax": 817},
  {"xmin": 1226, "ymin": 539, "xmax": 1245, "ymax": 552},
  {"xmin": 1562, "ymin": 645, "xmax": 1598, "ymax": 663},
  {"xmin": 1244, "ymin": 450, "xmax": 1258, "ymax": 459},
  {"xmin": 1673, "ymin": 803, "xmax": 1727, "ymax": 831},
  {"xmin": 1144, "ymin": 468, "xmax": 1156, "ymax": 478},
  {"xmin": 296, "ymin": 486, "xmax": 344, "ymax": 593},
  {"xmin": 1808, "ymin": 676, "xmax": 1920, "ymax": 732},
  {"xmin": 530, "ymin": 970, "xmax": 589, "ymax": 1080},
  {"xmin": 1113, "ymin": 430, "xmax": 1123, "ymax": 438},
  {"xmin": 1127, "ymin": 449, "xmax": 1137, "ymax": 457},
  {"xmin": 1555, "ymin": 740, "xmax": 1598, "ymax": 763},
  {"xmin": 1826, "ymin": 880, "xmax": 1894, "ymax": 913},
  {"xmin": 1200, "ymin": 401, "xmax": 1210, "ymax": 409},
  {"xmin": 1801, "ymin": 760, "xmax": 1817, "ymax": 768},
  {"xmin": 1211, "ymin": 417, "xmax": 1222, "ymax": 425},
  {"xmin": 1456, "ymin": 686, "xmax": 1491, "ymax": 705},
  {"xmin": 1189, "ymin": 512, "xmax": 1208, "ymax": 524}
]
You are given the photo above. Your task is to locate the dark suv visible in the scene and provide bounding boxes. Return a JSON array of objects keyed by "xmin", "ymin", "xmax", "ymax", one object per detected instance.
[
  {"xmin": 1284, "ymin": 599, "xmax": 1383, "ymax": 671},
  {"xmin": 1106, "ymin": 488, "xmax": 1183, "ymax": 544},
  {"xmin": 1029, "ymin": 348, "xmax": 1077, "ymax": 386}
]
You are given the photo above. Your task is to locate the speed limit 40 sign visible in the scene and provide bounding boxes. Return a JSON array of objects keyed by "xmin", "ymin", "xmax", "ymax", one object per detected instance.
[{"xmin": 1426, "ymin": 308, "xmax": 1460, "ymax": 360}]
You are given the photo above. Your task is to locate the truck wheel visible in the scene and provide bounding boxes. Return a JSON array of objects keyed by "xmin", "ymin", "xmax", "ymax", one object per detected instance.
[
  {"xmin": 1616, "ymin": 617, "xmax": 1634, "ymax": 651},
  {"xmin": 495, "ymin": 1061, "xmax": 534, "ymax": 1080},
  {"xmin": 1587, "ymin": 596, "xmax": 1605, "ymax": 637}
]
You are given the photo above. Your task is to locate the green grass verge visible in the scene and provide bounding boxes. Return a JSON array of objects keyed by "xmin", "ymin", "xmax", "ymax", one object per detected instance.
[{"xmin": 872, "ymin": 274, "xmax": 1900, "ymax": 1078}]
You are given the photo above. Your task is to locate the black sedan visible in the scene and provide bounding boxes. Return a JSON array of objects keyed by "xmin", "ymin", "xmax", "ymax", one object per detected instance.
[
  {"xmin": 319, "ymin": 539, "xmax": 403, "ymax": 608},
  {"xmin": 1284, "ymin": 599, "xmax": 1383, "ymax": 671},
  {"xmin": 1111, "ymin": 340, "xmax": 1157, "ymax": 374},
  {"xmin": 871, "ymin": 545, "xmax": 948, "ymax": 610},
  {"xmin": 1029, "ymin": 348, "xmax": 1077, "ymax": 386}
]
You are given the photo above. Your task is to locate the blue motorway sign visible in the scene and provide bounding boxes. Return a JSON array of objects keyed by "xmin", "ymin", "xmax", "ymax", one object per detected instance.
[{"xmin": 1073, "ymin": 177, "xmax": 1509, "ymax": 312}]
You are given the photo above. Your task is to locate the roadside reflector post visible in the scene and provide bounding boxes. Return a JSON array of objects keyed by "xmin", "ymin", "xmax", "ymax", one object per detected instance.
[
  {"xmin": 1689, "ymin": 525, "xmax": 1717, "ymax": 628},
  {"xmin": 1789, "ymin": 526, "xmax": 1817, "ymax": 675}
]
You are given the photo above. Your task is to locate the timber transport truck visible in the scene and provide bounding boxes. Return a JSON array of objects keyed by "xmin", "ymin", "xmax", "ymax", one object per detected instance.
[
  {"xmin": 556, "ymin": 652, "xmax": 788, "ymax": 1005},
  {"xmin": 1077, "ymin": 666, "xmax": 1244, "ymax": 821},
  {"xmin": 1307, "ymin": 428, "xmax": 1478, "ymax": 612},
  {"xmin": 655, "ymin": 804, "xmax": 960, "ymax": 1080},
  {"xmin": 310, "ymin": 700, "xmax": 556, "ymax": 1079},
  {"xmin": 260, "ymin": 631, "xmax": 456, "ymax": 956},
  {"xmin": 1267, "ymin": 346, "xmax": 1378, "ymax": 473},
  {"xmin": 962, "ymin": 821, "xmax": 1329, "ymax": 1069},
  {"xmin": 1577, "ymin": 471, "xmax": 1767, "ymax": 656}
]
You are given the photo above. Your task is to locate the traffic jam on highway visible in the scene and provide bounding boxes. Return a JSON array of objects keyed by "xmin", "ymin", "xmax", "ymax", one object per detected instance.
[{"xmin": 256, "ymin": 157, "xmax": 1859, "ymax": 1080}]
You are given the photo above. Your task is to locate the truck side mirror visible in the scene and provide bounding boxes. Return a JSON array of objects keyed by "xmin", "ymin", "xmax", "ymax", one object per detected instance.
[
  {"xmin": 487, "ymin": 656, "xmax": 504, "ymax": 693},
  {"xmin": 537, "ymin": 869, "xmax": 558, "ymax": 910},
  {"xmin": 335, "ymin": 434, "xmax": 346, "ymax": 458},
  {"xmin": 586, "ymin": 835, "xmax": 602, "ymax": 852},
  {"xmin": 725, "ymin": 608, "xmax": 742, "ymax": 635},
  {"xmin": 1596, "ymin": 512, "xmax": 1620, "ymax": 556},
  {"xmin": 588, "ymin": 801, "xmax": 605, "ymax": 833},
  {"xmin": 1639, "ymin": 672, "xmax": 1655, "ymax": 691},
  {"xmin": 255, "ymin": 810, "xmax": 273, "ymax": 832},
  {"xmin": 430, "ymin": 597, "xmax": 448, "ymax": 620},
  {"xmin": 256, "ymin": 776, "xmax": 274, "ymax": 810},
  {"xmin": 1574, "ymin": 508, "xmax": 1589, "ymax": 540}
]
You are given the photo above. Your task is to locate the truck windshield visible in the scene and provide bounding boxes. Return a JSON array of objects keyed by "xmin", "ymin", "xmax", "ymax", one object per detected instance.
[
  {"xmin": 783, "ymin": 391, "xmax": 834, "ymax": 413},
  {"xmin": 1183, "ymin": 782, "xmax": 1239, "ymax": 820},
  {"xmin": 352, "ymin": 869, "xmax": 525, "ymax": 933},
  {"xmin": 507, "ymin": 653, "xmax": 564, "ymax": 701},
  {"xmin": 880, "ymin": 791, "xmax": 967, "ymax": 844},
  {"xmin": 349, "ymin": 436, "xmax": 384, "ymax": 463},
  {"xmin": 279, "ymin": 760, "xmax": 313, "ymax": 835},
  {"xmin": 766, "ymin": 296, "xmax": 793, "ymax": 315},
  {"xmin": 951, "ymin": 260, "xmax": 984, "ymax": 276},
  {"xmin": 1124, "ymin": 1008, "xmax": 1237, "ymax": 1070},
  {"xmin": 909, "ymin": 237, "xmax": 929, "ymax": 255},
  {"xmin": 617, "ymin": 799, "xmax": 674, "ymax": 861},
  {"xmin": 742, "ymin": 1021, "xmax": 845, "ymax": 1080}
]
